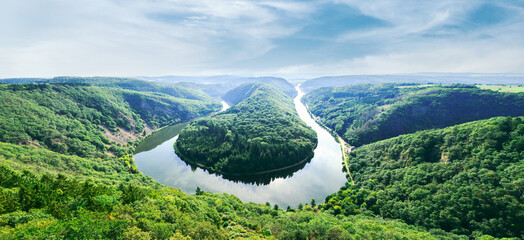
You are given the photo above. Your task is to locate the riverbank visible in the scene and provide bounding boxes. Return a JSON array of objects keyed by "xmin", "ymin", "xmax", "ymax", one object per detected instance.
[
  {"xmin": 134, "ymin": 87, "xmax": 346, "ymax": 208},
  {"xmin": 175, "ymin": 142, "xmax": 317, "ymax": 177},
  {"xmin": 296, "ymin": 85, "xmax": 355, "ymax": 185}
]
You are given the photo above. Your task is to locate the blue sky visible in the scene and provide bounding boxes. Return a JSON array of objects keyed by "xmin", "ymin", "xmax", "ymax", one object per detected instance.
[{"xmin": 1, "ymin": 0, "xmax": 524, "ymax": 78}]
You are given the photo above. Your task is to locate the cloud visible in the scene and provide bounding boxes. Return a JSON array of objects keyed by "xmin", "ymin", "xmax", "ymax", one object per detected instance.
[
  {"xmin": 0, "ymin": 0, "xmax": 523, "ymax": 78},
  {"xmin": 269, "ymin": 40, "xmax": 524, "ymax": 78},
  {"xmin": 0, "ymin": 0, "xmax": 312, "ymax": 77}
]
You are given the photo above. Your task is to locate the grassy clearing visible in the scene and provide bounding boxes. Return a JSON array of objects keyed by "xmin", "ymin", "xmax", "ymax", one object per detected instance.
[{"xmin": 477, "ymin": 84, "xmax": 524, "ymax": 93}]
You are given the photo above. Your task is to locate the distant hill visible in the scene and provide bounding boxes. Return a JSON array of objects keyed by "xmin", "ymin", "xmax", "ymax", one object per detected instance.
[
  {"xmin": 137, "ymin": 75, "xmax": 297, "ymax": 98},
  {"xmin": 303, "ymin": 83, "xmax": 524, "ymax": 146},
  {"xmin": 176, "ymin": 83, "xmax": 316, "ymax": 175},
  {"xmin": 324, "ymin": 116, "xmax": 524, "ymax": 237},
  {"xmin": 1, "ymin": 76, "xmax": 216, "ymax": 102},
  {"xmin": 300, "ymin": 73, "xmax": 524, "ymax": 92}
]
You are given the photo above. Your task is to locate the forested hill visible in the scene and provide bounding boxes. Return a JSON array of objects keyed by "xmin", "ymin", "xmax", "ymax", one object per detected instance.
[
  {"xmin": 176, "ymin": 83, "xmax": 317, "ymax": 174},
  {"xmin": 0, "ymin": 83, "xmax": 221, "ymax": 159},
  {"xmin": 300, "ymin": 73, "xmax": 524, "ymax": 93},
  {"xmin": 137, "ymin": 75, "xmax": 297, "ymax": 99},
  {"xmin": 0, "ymin": 76, "xmax": 215, "ymax": 102},
  {"xmin": 324, "ymin": 116, "xmax": 524, "ymax": 238},
  {"xmin": 221, "ymin": 82, "xmax": 265, "ymax": 105},
  {"xmin": 0, "ymin": 161, "xmax": 464, "ymax": 239},
  {"xmin": 0, "ymin": 81, "xmax": 500, "ymax": 239},
  {"xmin": 303, "ymin": 84, "xmax": 524, "ymax": 146}
]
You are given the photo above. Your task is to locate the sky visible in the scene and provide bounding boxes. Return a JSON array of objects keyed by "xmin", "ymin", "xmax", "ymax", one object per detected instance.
[{"xmin": 1, "ymin": 0, "xmax": 524, "ymax": 79}]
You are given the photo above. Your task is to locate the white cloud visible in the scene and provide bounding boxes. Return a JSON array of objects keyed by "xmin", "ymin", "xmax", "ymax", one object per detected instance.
[
  {"xmin": 0, "ymin": 0, "xmax": 312, "ymax": 77},
  {"xmin": 333, "ymin": 0, "xmax": 479, "ymax": 42},
  {"xmin": 0, "ymin": 0, "xmax": 523, "ymax": 78},
  {"xmin": 270, "ymin": 40, "xmax": 524, "ymax": 78}
]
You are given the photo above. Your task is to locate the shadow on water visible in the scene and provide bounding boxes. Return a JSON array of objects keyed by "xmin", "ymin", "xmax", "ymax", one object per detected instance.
[
  {"xmin": 134, "ymin": 87, "xmax": 347, "ymax": 208},
  {"xmin": 184, "ymin": 157, "xmax": 312, "ymax": 185},
  {"xmin": 135, "ymin": 122, "xmax": 190, "ymax": 154}
]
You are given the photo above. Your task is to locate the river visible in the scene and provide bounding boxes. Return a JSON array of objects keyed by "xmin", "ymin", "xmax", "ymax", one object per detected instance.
[{"xmin": 134, "ymin": 86, "xmax": 346, "ymax": 208}]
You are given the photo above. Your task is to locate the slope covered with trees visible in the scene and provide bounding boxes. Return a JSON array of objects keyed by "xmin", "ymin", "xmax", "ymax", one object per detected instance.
[
  {"xmin": 0, "ymin": 77, "xmax": 215, "ymax": 102},
  {"xmin": 303, "ymin": 84, "xmax": 524, "ymax": 146},
  {"xmin": 0, "ymin": 80, "xmax": 512, "ymax": 239},
  {"xmin": 0, "ymin": 83, "xmax": 220, "ymax": 158},
  {"xmin": 300, "ymin": 73, "xmax": 524, "ymax": 93},
  {"xmin": 138, "ymin": 76, "xmax": 298, "ymax": 99},
  {"xmin": 0, "ymin": 162, "xmax": 467, "ymax": 239},
  {"xmin": 176, "ymin": 83, "xmax": 317, "ymax": 175},
  {"xmin": 323, "ymin": 117, "xmax": 524, "ymax": 238}
]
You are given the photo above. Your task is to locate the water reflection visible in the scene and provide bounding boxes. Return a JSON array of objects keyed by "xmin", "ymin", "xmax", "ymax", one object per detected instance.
[
  {"xmin": 134, "ymin": 86, "xmax": 346, "ymax": 208},
  {"xmin": 135, "ymin": 122, "xmax": 190, "ymax": 154},
  {"xmin": 191, "ymin": 159, "xmax": 312, "ymax": 185}
]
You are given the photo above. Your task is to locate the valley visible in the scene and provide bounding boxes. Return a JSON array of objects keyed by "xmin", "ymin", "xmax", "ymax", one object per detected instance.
[
  {"xmin": 175, "ymin": 83, "xmax": 317, "ymax": 175},
  {"xmin": 133, "ymin": 85, "xmax": 346, "ymax": 208},
  {"xmin": 4, "ymin": 1, "xmax": 524, "ymax": 238},
  {"xmin": 0, "ymin": 77, "xmax": 522, "ymax": 239}
]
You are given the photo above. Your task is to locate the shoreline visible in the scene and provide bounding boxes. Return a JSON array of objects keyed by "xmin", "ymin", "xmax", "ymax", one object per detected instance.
[
  {"xmin": 174, "ymin": 142, "xmax": 318, "ymax": 177},
  {"xmin": 298, "ymin": 91, "xmax": 355, "ymax": 184}
]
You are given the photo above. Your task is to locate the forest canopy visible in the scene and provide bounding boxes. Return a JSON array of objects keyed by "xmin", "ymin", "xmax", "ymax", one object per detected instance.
[
  {"xmin": 303, "ymin": 83, "xmax": 524, "ymax": 146},
  {"xmin": 0, "ymin": 83, "xmax": 220, "ymax": 158},
  {"xmin": 176, "ymin": 83, "xmax": 317, "ymax": 175},
  {"xmin": 323, "ymin": 116, "xmax": 524, "ymax": 238}
]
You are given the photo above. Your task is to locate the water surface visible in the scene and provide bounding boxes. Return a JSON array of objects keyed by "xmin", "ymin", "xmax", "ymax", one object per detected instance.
[{"xmin": 134, "ymin": 87, "xmax": 346, "ymax": 208}]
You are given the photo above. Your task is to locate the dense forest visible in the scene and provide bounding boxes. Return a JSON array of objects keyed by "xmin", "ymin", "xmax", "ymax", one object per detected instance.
[
  {"xmin": 0, "ymin": 77, "xmax": 216, "ymax": 102},
  {"xmin": 0, "ymin": 80, "xmax": 521, "ymax": 239},
  {"xmin": 138, "ymin": 76, "xmax": 298, "ymax": 99},
  {"xmin": 323, "ymin": 117, "xmax": 524, "ymax": 238},
  {"xmin": 303, "ymin": 84, "xmax": 524, "ymax": 146},
  {"xmin": 176, "ymin": 83, "xmax": 317, "ymax": 175},
  {"xmin": 0, "ymin": 82, "xmax": 469, "ymax": 239},
  {"xmin": 299, "ymin": 74, "xmax": 524, "ymax": 93},
  {"xmin": 0, "ymin": 83, "xmax": 220, "ymax": 159},
  {"xmin": 0, "ymin": 163, "xmax": 467, "ymax": 239}
]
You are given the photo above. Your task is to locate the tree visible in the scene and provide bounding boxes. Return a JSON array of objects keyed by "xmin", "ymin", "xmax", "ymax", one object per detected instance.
[{"xmin": 195, "ymin": 186, "xmax": 203, "ymax": 195}]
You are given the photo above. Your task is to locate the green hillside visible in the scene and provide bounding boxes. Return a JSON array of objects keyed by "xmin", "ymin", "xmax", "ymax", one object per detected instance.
[
  {"xmin": 324, "ymin": 117, "xmax": 524, "ymax": 237},
  {"xmin": 176, "ymin": 83, "xmax": 317, "ymax": 175},
  {"xmin": 0, "ymin": 83, "xmax": 220, "ymax": 159},
  {"xmin": 0, "ymin": 162, "xmax": 465, "ymax": 239},
  {"xmin": 1, "ymin": 77, "xmax": 215, "ymax": 102},
  {"xmin": 139, "ymin": 76, "xmax": 298, "ymax": 99},
  {"xmin": 0, "ymin": 81, "xmax": 517, "ymax": 239},
  {"xmin": 303, "ymin": 84, "xmax": 524, "ymax": 146},
  {"xmin": 0, "ymin": 141, "xmax": 157, "ymax": 186},
  {"xmin": 0, "ymin": 82, "xmax": 464, "ymax": 239}
]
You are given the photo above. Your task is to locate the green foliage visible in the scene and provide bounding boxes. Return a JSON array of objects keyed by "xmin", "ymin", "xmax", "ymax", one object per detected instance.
[
  {"xmin": 176, "ymin": 83, "xmax": 317, "ymax": 174},
  {"xmin": 324, "ymin": 117, "xmax": 524, "ymax": 237},
  {"xmin": 0, "ymin": 80, "xmax": 515, "ymax": 239},
  {"xmin": 195, "ymin": 187, "xmax": 203, "ymax": 195},
  {"xmin": 0, "ymin": 164, "xmax": 465, "ymax": 239},
  {"xmin": 0, "ymin": 142, "xmax": 155, "ymax": 185},
  {"xmin": 303, "ymin": 83, "xmax": 524, "ymax": 146},
  {"xmin": 170, "ymin": 76, "xmax": 298, "ymax": 99},
  {"xmin": 0, "ymin": 83, "xmax": 220, "ymax": 159},
  {"xmin": 1, "ymin": 76, "xmax": 217, "ymax": 102}
]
